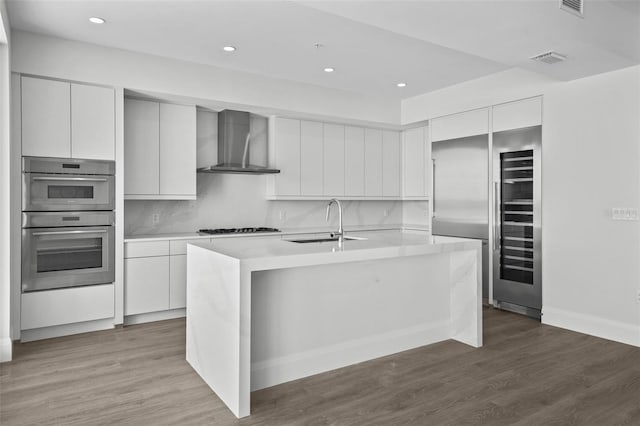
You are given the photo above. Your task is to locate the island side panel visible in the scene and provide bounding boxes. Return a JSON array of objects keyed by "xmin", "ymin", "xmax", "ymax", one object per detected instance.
[
  {"xmin": 250, "ymin": 253, "xmax": 452, "ymax": 391},
  {"xmin": 185, "ymin": 245, "xmax": 246, "ymax": 418},
  {"xmin": 449, "ymin": 244, "xmax": 483, "ymax": 348}
]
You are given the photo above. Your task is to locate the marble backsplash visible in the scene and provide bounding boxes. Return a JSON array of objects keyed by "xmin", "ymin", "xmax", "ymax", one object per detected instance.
[{"xmin": 124, "ymin": 173, "xmax": 428, "ymax": 235}]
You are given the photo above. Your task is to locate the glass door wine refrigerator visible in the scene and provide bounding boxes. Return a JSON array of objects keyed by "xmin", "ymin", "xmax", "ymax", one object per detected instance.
[{"xmin": 492, "ymin": 126, "xmax": 542, "ymax": 319}]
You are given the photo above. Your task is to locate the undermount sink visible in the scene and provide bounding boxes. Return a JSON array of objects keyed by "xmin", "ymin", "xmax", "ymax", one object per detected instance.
[{"xmin": 286, "ymin": 236, "xmax": 367, "ymax": 244}]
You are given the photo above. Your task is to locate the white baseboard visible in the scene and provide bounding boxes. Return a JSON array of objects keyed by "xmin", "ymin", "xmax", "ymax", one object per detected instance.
[
  {"xmin": 250, "ymin": 320, "xmax": 451, "ymax": 391},
  {"xmin": 0, "ymin": 337, "xmax": 12, "ymax": 362},
  {"xmin": 20, "ymin": 318, "xmax": 115, "ymax": 343},
  {"xmin": 124, "ymin": 308, "xmax": 186, "ymax": 326},
  {"xmin": 542, "ymin": 306, "xmax": 640, "ymax": 348}
]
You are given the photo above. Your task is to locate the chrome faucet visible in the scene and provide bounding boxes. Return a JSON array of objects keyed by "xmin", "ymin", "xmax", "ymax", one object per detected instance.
[{"xmin": 326, "ymin": 198, "xmax": 344, "ymax": 239}]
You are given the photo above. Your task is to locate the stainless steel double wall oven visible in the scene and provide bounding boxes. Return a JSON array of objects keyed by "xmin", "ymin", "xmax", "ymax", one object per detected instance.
[{"xmin": 21, "ymin": 157, "xmax": 116, "ymax": 292}]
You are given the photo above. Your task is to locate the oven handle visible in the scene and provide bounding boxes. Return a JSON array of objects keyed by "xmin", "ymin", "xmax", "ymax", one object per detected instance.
[
  {"xmin": 32, "ymin": 230, "xmax": 108, "ymax": 236},
  {"xmin": 32, "ymin": 177, "xmax": 108, "ymax": 182}
]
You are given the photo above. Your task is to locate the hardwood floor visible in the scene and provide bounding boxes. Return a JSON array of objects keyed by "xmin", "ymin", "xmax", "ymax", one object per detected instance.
[{"xmin": 1, "ymin": 307, "xmax": 639, "ymax": 425}]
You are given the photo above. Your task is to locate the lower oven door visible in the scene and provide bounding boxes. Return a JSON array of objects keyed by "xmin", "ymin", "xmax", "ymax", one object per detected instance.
[{"xmin": 22, "ymin": 226, "xmax": 115, "ymax": 292}]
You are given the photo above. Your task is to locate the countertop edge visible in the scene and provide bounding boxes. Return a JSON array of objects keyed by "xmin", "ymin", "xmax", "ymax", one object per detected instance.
[{"xmin": 124, "ymin": 224, "xmax": 429, "ymax": 243}]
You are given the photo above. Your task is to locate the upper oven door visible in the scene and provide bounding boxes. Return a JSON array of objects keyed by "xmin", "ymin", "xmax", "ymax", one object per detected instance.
[
  {"xmin": 23, "ymin": 173, "xmax": 115, "ymax": 211},
  {"xmin": 22, "ymin": 225, "xmax": 115, "ymax": 292}
]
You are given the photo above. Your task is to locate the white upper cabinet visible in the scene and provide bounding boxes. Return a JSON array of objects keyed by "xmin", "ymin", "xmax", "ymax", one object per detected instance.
[
  {"xmin": 269, "ymin": 119, "xmax": 413, "ymax": 199},
  {"xmin": 364, "ymin": 129, "xmax": 383, "ymax": 197},
  {"xmin": 124, "ymin": 99, "xmax": 196, "ymax": 199},
  {"xmin": 21, "ymin": 76, "xmax": 71, "ymax": 158},
  {"xmin": 492, "ymin": 97, "xmax": 542, "ymax": 132},
  {"xmin": 159, "ymin": 103, "xmax": 197, "ymax": 197},
  {"xmin": 431, "ymin": 108, "xmax": 489, "ymax": 142},
  {"xmin": 300, "ymin": 121, "xmax": 324, "ymax": 196},
  {"xmin": 403, "ymin": 126, "xmax": 430, "ymax": 198},
  {"xmin": 323, "ymin": 123, "xmax": 345, "ymax": 196},
  {"xmin": 71, "ymin": 84, "xmax": 115, "ymax": 160},
  {"xmin": 382, "ymin": 130, "xmax": 401, "ymax": 197},
  {"xmin": 21, "ymin": 76, "xmax": 115, "ymax": 160},
  {"xmin": 125, "ymin": 99, "xmax": 160, "ymax": 196},
  {"xmin": 270, "ymin": 117, "xmax": 301, "ymax": 196},
  {"xmin": 344, "ymin": 126, "xmax": 365, "ymax": 197}
]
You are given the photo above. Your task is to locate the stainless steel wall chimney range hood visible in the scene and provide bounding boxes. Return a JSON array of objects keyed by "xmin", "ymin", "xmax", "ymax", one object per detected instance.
[{"xmin": 197, "ymin": 110, "xmax": 280, "ymax": 174}]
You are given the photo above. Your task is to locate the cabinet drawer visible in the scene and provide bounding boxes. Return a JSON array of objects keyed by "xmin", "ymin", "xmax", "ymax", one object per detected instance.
[
  {"xmin": 169, "ymin": 238, "xmax": 209, "ymax": 255},
  {"xmin": 21, "ymin": 284, "xmax": 114, "ymax": 330},
  {"xmin": 124, "ymin": 240, "xmax": 170, "ymax": 258}
]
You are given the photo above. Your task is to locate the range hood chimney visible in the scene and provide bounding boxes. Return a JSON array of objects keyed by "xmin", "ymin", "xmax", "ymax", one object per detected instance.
[{"xmin": 197, "ymin": 110, "xmax": 280, "ymax": 174}]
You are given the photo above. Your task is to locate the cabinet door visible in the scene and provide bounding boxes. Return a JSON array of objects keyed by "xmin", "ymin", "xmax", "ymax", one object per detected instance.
[
  {"xmin": 159, "ymin": 103, "xmax": 196, "ymax": 197},
  {"xmin": 364, "ymin": 128, "xmax": 383, "ymax": 197},
  {"xmin": 169, "ymin": 255, "xmax": 187, "ymax": 309},
  {"xmin": 424, "ymin": 130, "xmax": 432, "ymax": 198},
  {"xmin": 344, "ymin": 126, "xmax": 365, "ymax": 196},
  {"xmin": 382, "ymin": 130, "xmax": 401, "ymax": 197},
  {"xmin": 272, "ymin": 118, "xmax": 301, "ymax": 196},
  {"xmin": 300, "ymin": 121, "xmax": 323, "ymax": 196},
  {"xmin": 71, "ymin": 84, "xmax": 115, "ymax": 160},
  {"xmin": 124, "ymin": 256, "xmax": 170, "ymax": 316},
  {"xmin": 492, "ymin": 97, "xmax": 542, "ymax": 133},
  {"xmin": 124, "ymin": 99, "xmax": 160, "ymax": 196},
  {"xmin": 21, "ymin": 76, "xmax": 71, "ymax": 158},
  {"xmin": 431, "ymin": 108, "xmax": 489, "ymax": 142},
  {"xmin": 323, "ymin": 123, "xmax": 345, "ymax": 196},
  {"xmin": 403, "ymin": 127, "xmax": 426, "ymax": 197}
]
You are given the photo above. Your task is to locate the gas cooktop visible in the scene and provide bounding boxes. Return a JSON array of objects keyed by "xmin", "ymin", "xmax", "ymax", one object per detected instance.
[{"xmin": 198, "ymin": 227, "xmax": 281, "ymax": 235}]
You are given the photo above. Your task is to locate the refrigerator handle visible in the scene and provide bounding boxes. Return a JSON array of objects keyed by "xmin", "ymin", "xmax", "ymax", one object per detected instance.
[
  {"xmin": 494, "ymin": 181, "xmax": 500, "ymax": 249},
  {"xmin": 432, "ymin": 159, "xmax": 436, "ymax": 218}
]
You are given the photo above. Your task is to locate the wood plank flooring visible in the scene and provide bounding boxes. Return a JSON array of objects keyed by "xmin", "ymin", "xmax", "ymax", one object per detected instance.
[{"xmin": 1, "ymin": 307, "xmax": 639, "ymax": 425}]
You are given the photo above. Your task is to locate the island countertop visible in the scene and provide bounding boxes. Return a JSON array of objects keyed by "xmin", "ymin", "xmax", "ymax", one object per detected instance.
[{"xmin": 189, "ymin": 229, "xmax": 480, "ymax": 267}]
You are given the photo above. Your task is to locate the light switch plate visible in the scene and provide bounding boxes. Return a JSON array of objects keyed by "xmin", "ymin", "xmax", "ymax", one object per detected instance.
[{"xmin": 611, "ymin": 207, "xmax": 639, "ymax": 221}]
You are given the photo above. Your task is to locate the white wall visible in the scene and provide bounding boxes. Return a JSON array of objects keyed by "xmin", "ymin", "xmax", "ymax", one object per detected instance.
[
  {"xmin": 0, "ymin": 0, "xmax": 12, "ymax": 362},
  {"xmin": 402, "ymin": 65, "xmax": 640, "ymax": 347},
  {"xmin": 541, "ymin": 66, "xmax": 640, "ymax": 346},
  {"xmin": 11, "ymin": 30, "xmax": 399, "ymax": 125}
]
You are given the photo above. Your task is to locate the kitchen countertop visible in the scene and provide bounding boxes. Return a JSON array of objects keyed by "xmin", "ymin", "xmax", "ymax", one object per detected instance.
[
  {"xmin": 188, "ymin": 229, "xmax": 478, "ymax": 268},
  {"xmin": 124, "ymin": 223, "xmax": 429, "ymax": 243}
]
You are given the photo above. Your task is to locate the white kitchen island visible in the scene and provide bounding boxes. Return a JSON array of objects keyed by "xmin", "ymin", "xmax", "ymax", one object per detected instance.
[{"xmin": 185, "ymin": 230, "xmax": 482, "ymax": 418}]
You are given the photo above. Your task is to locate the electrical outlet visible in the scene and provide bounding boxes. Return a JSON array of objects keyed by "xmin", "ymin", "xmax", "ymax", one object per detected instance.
[
  {"xmin": 383, "ymin": 209, "xmax": 389, "ymax": 217},
  {"xmin": 152, "ymin": 213, "xmax": 160, "ymax": 224},
  {"xmin": 279, "ymin": 210, "xmax": 286, "ymax": 221},
  {"xmin": 612, "ymin": 208, "xmax": 639, "ymax": 221},
  {"xmin": 637, "ymin": 290, "xmax": 640, "ymax": 304}
]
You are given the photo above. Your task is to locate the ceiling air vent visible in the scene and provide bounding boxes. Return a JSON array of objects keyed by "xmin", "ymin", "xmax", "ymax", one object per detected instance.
[
  {"xmin": 530, "ymin": 51, "xmax": 567, "ymax": 64},
  {"xmin": 560, "ymin": 0, "xmax": 584, "ymax": 17}
]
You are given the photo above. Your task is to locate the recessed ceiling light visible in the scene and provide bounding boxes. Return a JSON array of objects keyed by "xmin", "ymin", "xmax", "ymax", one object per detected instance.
[
  {"xmin": 89, "ymin": 17, "xmax": 105, "ymax": 24},
  {"xmin": 324, "ymin": 67, "xmax": 335, "ymax": 73},
  {"xmin": 223, "ymin": 46, "xmax": 236, "ymax": 52},
  {"xmin": 397, "ymin": 83, "xmax": 407, "ymax": 88}
]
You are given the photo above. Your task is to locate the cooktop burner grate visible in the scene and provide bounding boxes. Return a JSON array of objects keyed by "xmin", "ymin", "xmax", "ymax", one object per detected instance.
[{"xmin": 198, "ymin": 227, "xmax": 281, "ymax": 235}]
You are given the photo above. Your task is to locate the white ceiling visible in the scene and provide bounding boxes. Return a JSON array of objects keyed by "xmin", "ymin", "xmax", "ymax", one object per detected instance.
[{"xmin": 7, "ymin": 0, "xmax": 640, "ymax": 100}]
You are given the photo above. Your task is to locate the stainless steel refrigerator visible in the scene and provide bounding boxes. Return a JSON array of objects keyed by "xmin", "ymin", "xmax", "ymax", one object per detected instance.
[
  {"xmin": 432, "ymin": 134, "xmax": 490, "ymax": 297},
  {"xmin": 492, "ymin": 126, "xmax": 542, "ymax": 318},
  {"xmin": 432, "ymin": 127, "xmax": 542, "ymax": 317}
]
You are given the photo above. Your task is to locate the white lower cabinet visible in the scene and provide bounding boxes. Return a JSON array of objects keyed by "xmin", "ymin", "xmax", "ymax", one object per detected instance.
[
  {"xmin": 124, "ymin": 256, "xmax": 170, "ymax": 316},
  {"xmin": 124, "ymin": 238, "xmax": 205, "ymax": 319},
  {"xmin": 21, "ymin": 284, "xmax": 114, "ymax": 330},
  {"xmin": 169, "ymin": 255, "xmax": 187, "ymax": 309}
]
